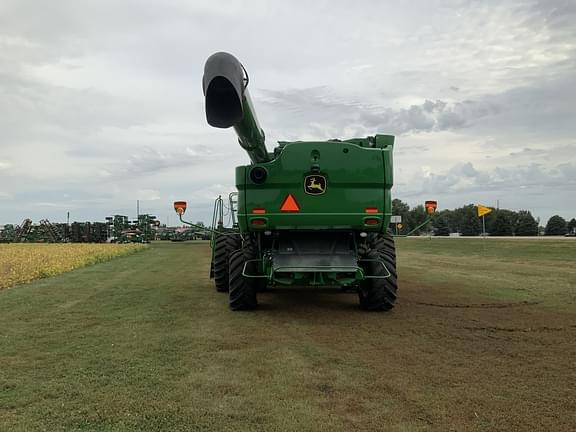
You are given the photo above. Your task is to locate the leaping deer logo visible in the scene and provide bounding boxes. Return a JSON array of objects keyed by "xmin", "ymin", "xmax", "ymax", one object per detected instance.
[{"xmin": 305, "ymin": 175, "xmax": 326, "ymax": 194}]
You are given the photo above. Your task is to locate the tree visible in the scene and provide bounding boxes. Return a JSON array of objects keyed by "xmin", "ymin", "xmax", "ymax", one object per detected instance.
[
  {"xmin": 460, "ymin": 206, "xmax": 481, "ymax": 236},
  {"xmin": 392, "ymin": 199, "xmax": 410, "ymax": 216},
  {"xmin": 435, "ymin": 209, "xmax": 455, "ymax": 233},
  {"xmin": 489, "ymin": 210, "xmax": 514, "ymax": 236},
  {"xmin": 392, "ymin": 198, "xmax": 411, "ymax": 233},
  {"xmin": 515, "ymin": 211, "xmax": 539, "ymax": 236},
  {"xmin": 567, "ymin": 218, "xmax": 576, "ymax": 235},
  {"xmin": 449, "ymin": 204, "xmax": 478, "ymax": 234},
  {"xmin": 408, "ymin": 205, "xmax": 429, "ymax": 235},
  {"xmin": 545, "ymin": 215, "xmax": 567, "ymax": 236},
  {"xmin": 433, "ymin": 215, "xmax": 450, "ymax": 236},
  {"xmin": 461, "ymin": 217, "xmax": 481, "ymax": 236}
]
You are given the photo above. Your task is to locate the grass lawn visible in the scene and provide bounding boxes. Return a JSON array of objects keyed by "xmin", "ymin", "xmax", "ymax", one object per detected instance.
[
  {"xmin": 1, "ymin": 239, "xmax": 575, "ymax": 431},
  {"xmin": 396, "ymin": 237, "xmax": 576, "ymax": 309}
]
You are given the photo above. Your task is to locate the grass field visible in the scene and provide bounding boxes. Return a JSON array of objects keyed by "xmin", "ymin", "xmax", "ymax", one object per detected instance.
[
  {"xmin": 0, "ymin": 239, "xmax": 575, "ymax": 431},
  {"xmin": 398, "ymin": 237, "xmax": 576, "ymax": 309},
  {"xmin": 0, "ymin": 243, "xmax": 146, "ymax": 290}
]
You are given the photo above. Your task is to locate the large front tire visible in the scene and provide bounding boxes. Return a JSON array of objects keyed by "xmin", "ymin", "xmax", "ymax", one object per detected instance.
[
  {"xmin": 228, "ymin": 241, "xmax": 258, "ymax": 310},
  {"xmin": 213, "ymin": 234, "xmax": 241, "ymax": 292},
  {"xmin": 358, "ymin": 233, "xmax": 398, "ymax": 311}
]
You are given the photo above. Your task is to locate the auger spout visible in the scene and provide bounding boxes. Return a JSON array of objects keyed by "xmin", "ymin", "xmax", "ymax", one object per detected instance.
[{"xmin": 202, "ymin": 52, "xmax": 270, "ymax": 164}]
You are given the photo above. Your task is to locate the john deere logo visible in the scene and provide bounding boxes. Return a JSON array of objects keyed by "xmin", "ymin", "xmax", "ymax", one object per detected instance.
[{"xmin": 304, "ymin": 175, "xmax": 327, "ymax": 195}]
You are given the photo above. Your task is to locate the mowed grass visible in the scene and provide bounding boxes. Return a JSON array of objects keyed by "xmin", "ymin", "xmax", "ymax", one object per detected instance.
[
  {"xmin": 1, "ymin": 242, "xmax": 363, "ymax": 432},
  {"xmin": 0, "ymin": 243, "xmax": 146, "ymax": 290},
  {"xmin": 0, "ymin": 239, "xmax": 575, "ymax": 431},
  {"xmin": 396, "ymin": 237, "xmax": 576, "ymax": 309}
]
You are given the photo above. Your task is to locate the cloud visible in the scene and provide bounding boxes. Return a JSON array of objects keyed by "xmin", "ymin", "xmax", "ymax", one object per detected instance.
[
  {"xmin": 260, "ymin": 88, "xmax": 499, "ymax": 138},
  {"xmin": 136, "ymin": 189, "xmax": 161, "ymax": 201},
  {"xmin": 35, "ymin": 202, "xmax": 59, "ymax": 208},
  {"xmin": 122, "ymin": 145, "xmax": 211, "ymax": 177},
  {"xmin": 0, "ymin": 74, "xmax": 152, "ymax": 137},
  {"xmin": 0, "ymin": 0, "xmax": 574, "ymax": 224},
  {"xmin": 403, "ymin": 156, "xmax": 576, "ymax": 196}
]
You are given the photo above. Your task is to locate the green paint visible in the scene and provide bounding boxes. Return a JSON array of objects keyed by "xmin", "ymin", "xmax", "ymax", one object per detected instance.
[
  {"xmin": 237, "ymin": 136, "xmax": 394, "ymax": 233},
  {"xmin": 234, "ymin": 91, "xmax": 269, "ymax": 164},
  {"xmin": 203, "ymin": 52, "xmax": 397, "ymax": 286}
]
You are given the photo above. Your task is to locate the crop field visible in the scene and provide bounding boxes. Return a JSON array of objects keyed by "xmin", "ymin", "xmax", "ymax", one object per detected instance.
[
  {"xmin": 0, "ymin": 243, "xmax": 146, "ymax": 290},
  {"xmin": 0, "ymin": 239, "xmax": 575, "ymax": 431}
]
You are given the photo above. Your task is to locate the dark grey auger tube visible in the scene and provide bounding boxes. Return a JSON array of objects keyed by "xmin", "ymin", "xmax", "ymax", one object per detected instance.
[{"xmin": 202, "ymin": 52, "xmax": 270, "ymax": 164}]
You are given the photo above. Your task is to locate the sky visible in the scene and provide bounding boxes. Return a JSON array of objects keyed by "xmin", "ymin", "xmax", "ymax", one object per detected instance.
[{"xmin": 1, "ymin": 0, "xmax": 575, "ymax": 226}]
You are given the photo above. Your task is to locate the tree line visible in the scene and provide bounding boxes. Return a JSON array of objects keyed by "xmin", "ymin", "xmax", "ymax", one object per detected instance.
[{"xmin": 391, "ymin": 199, "xmax": 576, "ymax": 236}]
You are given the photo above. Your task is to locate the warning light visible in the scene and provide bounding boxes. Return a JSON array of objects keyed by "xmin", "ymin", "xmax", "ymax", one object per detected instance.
[
  {"xmin": 425, "ymin": 200, "xmax": 437, "ymax": 215},
  {"xmin": 280, "ymin": 194, "xmax": 300, "ymax": 212},
  {"xmin": 252, "ymin": 208, "xmax": 266, "ymax": 214},
  {"xmin": 365, "ymin": 207, "xmax": 379, "ymax": 214},
  {"xmin": 173, "ymin": 201, "xmax": 187, "ymax": 215},
  {"xmin": 251, "ymin": 218, "xmax": 267, "ymax": 226}
]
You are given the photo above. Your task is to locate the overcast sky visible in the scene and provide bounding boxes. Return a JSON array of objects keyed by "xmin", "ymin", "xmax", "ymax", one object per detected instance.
[{"xmin": 1, "ymin": 0, "xmax": 575, "ymax": 226}]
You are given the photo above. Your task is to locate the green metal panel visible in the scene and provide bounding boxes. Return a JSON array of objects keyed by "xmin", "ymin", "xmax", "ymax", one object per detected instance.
[
  {"xmin": 235, "ymin": 166, "xmax": 249, "ymax": 232},
  {"xmin": 236, "ymin": 136, "xmax": 393, "ymax": 232},
  {"xmin": 233, "ymin": 91, "xmax": 270, "ymax": 164}
]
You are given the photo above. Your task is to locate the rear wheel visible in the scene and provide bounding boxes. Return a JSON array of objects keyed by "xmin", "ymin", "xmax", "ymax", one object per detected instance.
[
  {"xmin": 358, "ymin": 233, "xmax": 398, "ymax": 311},
  {"xmin": 213, "ymin": 234, "xmax": 241, "ymax": 292},
  {"xmin": 229, "ymin": 240, "xmax": 258, "ymax": 310}
]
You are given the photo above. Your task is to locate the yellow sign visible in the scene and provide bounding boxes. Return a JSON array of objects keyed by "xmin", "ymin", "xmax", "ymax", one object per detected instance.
[{"xmin": 477, "ymin": 204, "xmax": 492, "ymax": 217}]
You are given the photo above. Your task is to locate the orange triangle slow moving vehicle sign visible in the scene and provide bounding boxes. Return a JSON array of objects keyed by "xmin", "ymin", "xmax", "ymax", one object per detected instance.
[{"xmin": 280, "ymin": 194, "xmax": 300, "ymax": 212}]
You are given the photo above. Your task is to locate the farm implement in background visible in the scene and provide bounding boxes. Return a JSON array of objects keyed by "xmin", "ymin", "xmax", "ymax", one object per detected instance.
[
  {"xmin": 105, "ymin": 214, "xmax": 159, "ymax": 243},
  {"xmin": 1, "ymin": 214, "xmax": 160, "ymax": 244},
  {"xmin": 11, "ymin": 218, "xmax": 67, "ymax": 243}
]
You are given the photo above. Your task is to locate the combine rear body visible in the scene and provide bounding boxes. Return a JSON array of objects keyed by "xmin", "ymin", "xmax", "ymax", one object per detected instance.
[{"xmin": 199, "ymin": 52, "xmax": 401, "ymax": 310}]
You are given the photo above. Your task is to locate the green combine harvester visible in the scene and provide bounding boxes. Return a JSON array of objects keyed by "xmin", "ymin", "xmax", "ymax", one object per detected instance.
[{"xmin": 178, "ymin": 52, "xmax": 436, "ymax": 311}]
